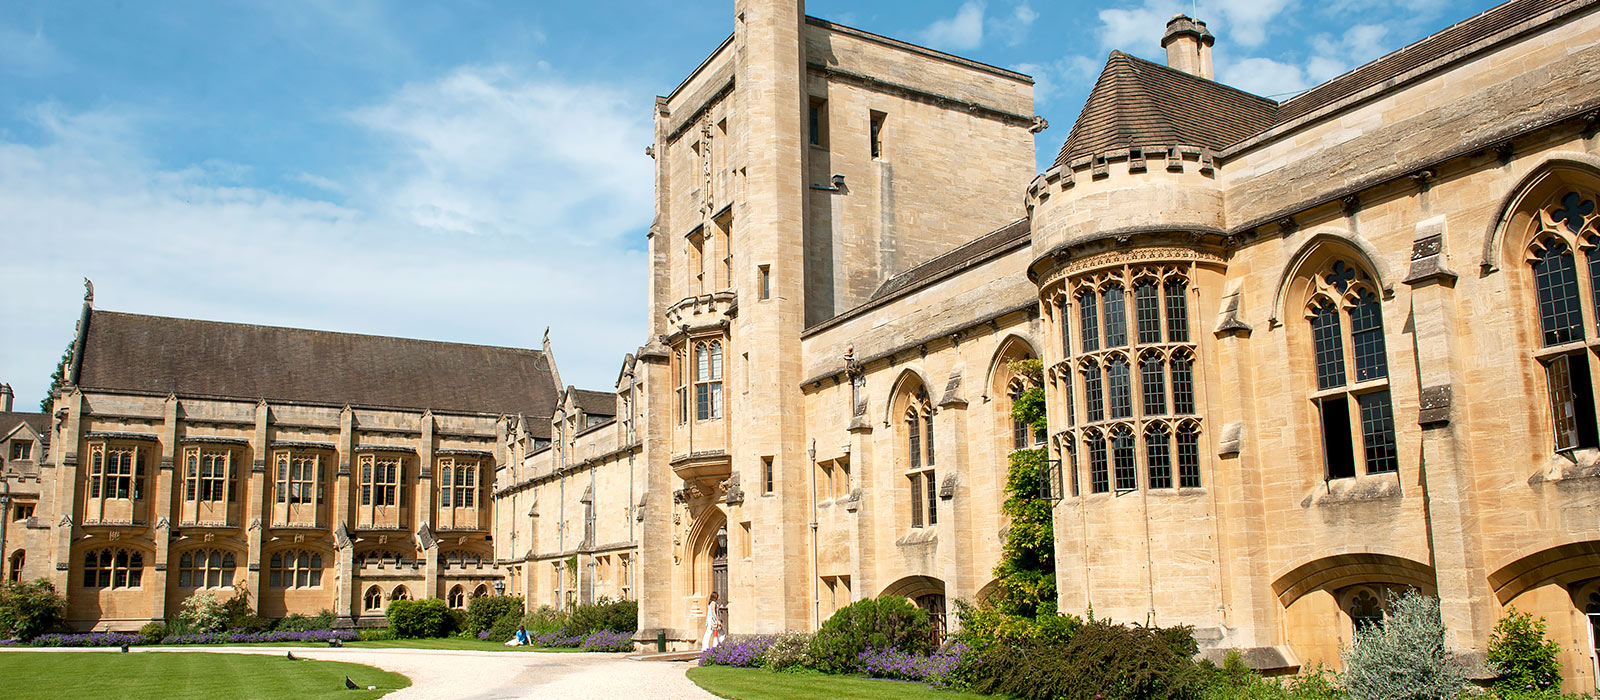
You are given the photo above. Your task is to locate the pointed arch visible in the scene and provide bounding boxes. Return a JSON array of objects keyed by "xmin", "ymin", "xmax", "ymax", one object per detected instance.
[
  {"xmin": 686, "ymin": 505, "xmax": 727, "ymax": 597},
  {"xmin": 984, "ymin": 333, "xmax": 1040, "ymax": 401},
  {"xmin": 1482, "ymin": 152, "xmax": 1600, "ymax": 273},
  {"xmin": 880, "ymin": 367, "xmax": 935, "ymax": 428},
  {"xmin": 1487, "ymin": 539, "xmax": 1600, "ymax": 604},
  {"xmin": 1270, "ymin": 550, "xmax": 1436, "ymax": 608},
  {"xmin": 1270, "ymin": 229, "xmax": 1395, "ymax": 327}
]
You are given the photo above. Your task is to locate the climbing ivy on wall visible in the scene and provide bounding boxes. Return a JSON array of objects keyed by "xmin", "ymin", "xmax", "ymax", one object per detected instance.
[{"xmin": 992, "ymin": 359, "xmax": 1055, "ymax": 618}]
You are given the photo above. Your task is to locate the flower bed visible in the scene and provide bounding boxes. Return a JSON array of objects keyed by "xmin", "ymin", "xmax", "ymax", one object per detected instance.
[
  {"xmin": 160, "ymin": 629, "xmax": 360, "ymax": 645},
  {"xmin": 699, "ymin": 635, "xmax": 777, "ymax": 668},
  {"xmin": 858, "ymin": 643, "xmax": 969, "ymax": 685},
  {"xmin": 28, "ymin": 632, "xmax": 147, "ymax": 648}
]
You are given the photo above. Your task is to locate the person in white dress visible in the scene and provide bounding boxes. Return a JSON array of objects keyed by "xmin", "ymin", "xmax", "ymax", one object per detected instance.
[{"xmin": 700, "ymin": 591, "xmax": 725, "ymax": 649}]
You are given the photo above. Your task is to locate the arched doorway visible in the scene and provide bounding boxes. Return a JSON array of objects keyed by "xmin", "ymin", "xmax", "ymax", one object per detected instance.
[
  {"xmin": 688, "ymin": 506, "xmax": 730, "ymax": 635},
  {"xmin": 711, "ymin": 526, "xmax": 729, "ymax": 633},
  {"xmin": 880, "ymin": 575, "xmax": 948, "ymax": 646}
]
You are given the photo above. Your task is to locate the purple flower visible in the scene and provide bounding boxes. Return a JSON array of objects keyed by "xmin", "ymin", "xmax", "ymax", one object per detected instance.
[{"xmin": 698, "ymin": 635, "xmax": 777, "ymax": 668}]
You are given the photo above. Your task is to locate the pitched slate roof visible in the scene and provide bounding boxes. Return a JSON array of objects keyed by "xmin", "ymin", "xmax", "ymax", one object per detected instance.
[
  {"xmin": 869, "ymin": 218, "xmax": 1030, "ymax": 302},
  {"xmin": 1053, "ymin": 51, "xmax": 1277, "ymax": 168},
  {"xmin": 75, "ymin": 310, "xmax": 558, "ymax": 417},
  {"xmin": 0, "ymin": 411, "xmax": 50, "ymax": 444},
  {"xmin": 570, "ymin": 389, "xmax": 616, "ymax": 418},
  {"xmin": 1054, "ymin": 0, "xmax": 1588, "ymax": 166}
]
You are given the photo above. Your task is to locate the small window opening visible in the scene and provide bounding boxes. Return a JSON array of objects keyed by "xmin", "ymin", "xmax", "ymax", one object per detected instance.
[{"xmin": 869, "ymin": 111, "xmax": 885, "ymax": 159}]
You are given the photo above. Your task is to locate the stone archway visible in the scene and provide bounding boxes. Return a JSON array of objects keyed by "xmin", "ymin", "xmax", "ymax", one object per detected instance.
[
  {"xmin": 687, "ymin": 506, "xmax": 729, "ymax": 634},
  {"xmin": 881, "ymin": 575, "xmax": 948, "ymax": 645}
]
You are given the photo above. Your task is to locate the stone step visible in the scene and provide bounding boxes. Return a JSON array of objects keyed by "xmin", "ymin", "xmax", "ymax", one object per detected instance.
[{"xmin": 625, "ymin": 650, "xmax": 702, "ymax": 662}]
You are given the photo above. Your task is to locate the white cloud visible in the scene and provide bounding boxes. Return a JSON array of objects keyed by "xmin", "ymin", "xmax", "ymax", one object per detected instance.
[
  {"xmin": 1097, "ymin": 0, "xmax": 1182, "ymax": 59},
  {"xmin": 1218, "ymin": 56, "xmax": 1309, "ymax": 97},
  {"xmin": 1012, "ymin": 55, "xmax": 1101, "ymax": 105},
  {"xmin": 997, "ymin": 3, "xmax": 1039, "ymax": 47},
  {"xmin": 1206, "ymin": 0, "xmax": 1294, "ymax": 48},
  {"xmin": 917, "ymin": 1, "xmax": 987, "ymax": 51},
  {"xmin": 0, "ymin": 67, "xmax": 654, "ymax": 408}
]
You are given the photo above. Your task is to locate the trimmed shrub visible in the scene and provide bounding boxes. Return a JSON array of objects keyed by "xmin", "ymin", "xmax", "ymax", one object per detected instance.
[
  {"xmin": 360, "ymin": 628, "xmax": 395, "ymax": 641},
  {"xmin": 1488, "ymin": 607, "xmax": 1562, "ymax": 694},
  {"xmin": 962, "ymin": 619, "xmax": 1203, "ymax": 700},
  {"xmin": 807, "ymin": 596, "xmax": 932, "ymax": 673},
  {"xmin": 386, "ymin": 598, "xmax": 451, "ymax": 639},
  {"xmin": 567, "ymin": 597, "xmax": 638, "ymax": 635},
  {"xmin": 179, "ymin": 591, "xmax": 228, "ymax": 633},
  {"xmin": 466, "ymin": 596, "xmax": 524, "ymax": 635},
  {"xmin": 138, "ymin": 622, "xmax": 167, "ymax": 645},
  {"xmin": 522, "ymin": 605, "xmax": 567, "ymax": 635},
  {"xmin": 0, "ymin": 579, "xmax": 67, "ymax": 640},
  {"xmin": 275, "ymin": 610, "xmax": 335, "ymax": 632},
  {"xmin": 488, "ymin": 609, "xmax": 521, "ymax": 642},
  {"xmin": 1341, "ymin": 591, "xmax": 1465, "ymax": 700},
  {"xmin": 760, "ymin": 631, "xmax": 813, "ymax": 671}
]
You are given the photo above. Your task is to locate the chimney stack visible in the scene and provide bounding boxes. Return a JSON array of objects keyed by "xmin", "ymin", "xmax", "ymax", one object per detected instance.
[
  {"xmin": 1161, "ymin": 14, "xmax": 1214, "ymax": 80},
  {"xmin": 1, "ymin": 383, "xmax": 12, "ymax": 412}
]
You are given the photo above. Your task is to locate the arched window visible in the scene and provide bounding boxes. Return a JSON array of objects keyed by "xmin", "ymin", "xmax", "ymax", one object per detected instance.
[
  {"xmin": 364, "ymin": 585, "xmax": 382, "ymax": 611},
  {"xmin": 904, "ymin": 386, "xmax": 936, "ymax": 528},
  {"xmin": 473, "ymin": 584, "xmax": 489, "ymax": 599},
  {"xmin": 1305, "ymin": 260, "xmax": 1397, "ymax": 478},
  {"xmin": 268, "ymin": 550, "xmax": 323, "ymax": 589},
  {"xmin": 1140, "ymin": 352, "xmax": 1167, "ymax": 416},
  {"xmin": 82, "ymin": 548, "xmax": 143, "ymax": 589},
  {"xmin": 1524, "ymin": 190, "xmax": 1600, "ymax": 451},
  {"xmin": 1106, "ymin": 356, "xmax": 1132, "ymax": 420},
  {"xmin": 1176, "ymin": 422, "xmax": 1202, "ymax": 488},
  {"xmin": 1346, "ymin": 588, "xmax": 1384, "ymax": 633},
  {"xmin": 1078, "ymin": 289, "xmax": 1099, "ymax": 353},
  {"xmin": 391, "ymin": 585, "xmax": 409, "ymax": 602},
  {"xmin": 1146, "ymin": 424, "xmax": 1171, "ymax": 489},
  {"xmin": 1081, "ymin": 360, "xmax": 1104, "ymax": 423},
  {"xmin": 673, "ymin": 348, "xmax": 688, "ymax": 425},
  {"xmin": 1086, "ymin": 428, "xmax": 1108, "ymax": 494},
  {"xmin": 695, "ymin": 341, "xmax": 724, "ymax": 420},
  {"xmin": 1008, "ymin": 378, "xmax": 1042, "ymax": 451},
  {"xmin": 1057, "ymin": 297, "xmax": 1072, "ymax": 358},
  {"xmin": 1103, "ymin": 283, "xmax": 1127, "ymax": 347},
  {"xmin": 177, "ymin": 549, "xmax": 236, "ymax": 589},
  {"xmin": 7, "ymin": 550, "xmax": 22, "ymax": 582},
  {"xmin": 448, "ymin": 585, "xmax": 465, "ymax": 609},
  {"xmin": 1058, "ymin": 267, "xmax": 1201, "ymax": 495},
  {"xmin": 1111, "ymin": 426, "xmax": 1136, "ymax": 491}
]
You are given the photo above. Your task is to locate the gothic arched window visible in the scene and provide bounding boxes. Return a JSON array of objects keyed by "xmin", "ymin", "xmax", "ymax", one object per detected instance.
[
  {"xmin": 1524, "ymin": 190, "xmax": 1600, "ymax": 451},
  {"xmin": 1305, "ymin": 260, "xmax": 1397, "ymax": 478},
  {"xmin": 904, "ymin": 387, "xmax": 936, "ymax": 527},
  {"xmin": 695, "ymin": 341, "xmax": 724, "ymax": 420},
  {"xmin": 82, "ymin": 548, "xmax": 143, "ymax": 589}
]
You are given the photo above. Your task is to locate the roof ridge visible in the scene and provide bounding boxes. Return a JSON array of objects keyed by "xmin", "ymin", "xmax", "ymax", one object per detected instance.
[
  {"xmin": 873, "ymin": 218, "xmax": 1029, "ymax": 294},
  {"xmin": 91, "ymin": 309, "xmax": 543, "ymax": 356}
]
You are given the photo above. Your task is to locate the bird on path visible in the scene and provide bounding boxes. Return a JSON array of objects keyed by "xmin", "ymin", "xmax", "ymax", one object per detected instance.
[
  {"xmin": 286, "ymin": 651, "xmax": 296, "ymax": 660},
  {"xmin": 345, "ymin": 676, "xmax": 360, "ymax": 690}
]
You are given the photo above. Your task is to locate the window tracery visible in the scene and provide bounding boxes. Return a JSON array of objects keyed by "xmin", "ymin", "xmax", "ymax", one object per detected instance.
[
  {"xmin": 1304, "ymin": 259, "xmax": 1397, "ymax": 478},
  {"xmin": 1059, "ymin": 265, "xmax": 1200, "ymax": 495},
  {"xmin": 1524, "ymin": 189, "xmax": 1600, "ymax": 452},
  {"xmin": 82, "ymin": 547, "xmax": 143, "ymax": 589},
  {"xmin": 269, "ymin": 550, "xmax": 323, "ymax": 589},
  {"xmin": 177, "ymin": 549, "xmax": 236, "ymax": 589},
  {"xmin": 903, "ymin": 386, "xmax": 936, "ymax": 528}
]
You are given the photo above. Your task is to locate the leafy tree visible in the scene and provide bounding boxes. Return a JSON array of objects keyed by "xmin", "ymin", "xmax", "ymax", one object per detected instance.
[
  {"xmin": 40, "ymin": 341, "xmax": 73, "ymax": 413},
  {"xmin": 179, "ymin": 591, "xmax": 229, "ymax": 633},
  {"xmin": 1488, "ymin": 606, "xmax": 1563, "ymax": 693},
  {"xmin": 991, "ymin": 358, "xmax": 1055, "ymax": 617},
  {"xmin": 0, "ymin": 579, "xmax": 67, "ymax": 640}
]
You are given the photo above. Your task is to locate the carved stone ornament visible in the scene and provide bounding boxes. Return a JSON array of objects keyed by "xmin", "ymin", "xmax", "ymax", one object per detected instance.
[
  {"xmin": 108, "ymin": 531, "xmax": 120, "ymax": 542},
  {"xmin": 939, "ymin": 474, "xmax": 958, "ymax": 500},
  {"xmin": 248, "ymin": 518, "xmax": 261, "ymax": 532},
  {"xmin": 723, "ymin": 473, "xmax": 745, "ymax": 506},
  {"xmin": 203, "ymin": 532, "xmax": 215, "ymax": 543},
  {"xmin": 293, "ymin": 534, "xmax": 305, "ymax": 544},
  {"xmin": 154, "ymin": 517, "xmax": 170, "ymax": 532},
  {"xmin": 1418, "ymin": 385, "xmax": 1452, "ymax": 426},
  {"xmin": 60, "ymin": 514, "xmax": 73, "ymax": 528}
]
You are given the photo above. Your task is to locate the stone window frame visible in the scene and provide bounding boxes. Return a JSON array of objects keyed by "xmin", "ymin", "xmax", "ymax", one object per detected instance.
[
  {"xmin": 1057, "ymin": 265, "xmax": 1201, "ymax": 496},
  {"xmin": 440, "ymin": 549, "xmax": 486, "ymax": 570},
  {"xmin": 273, "ymin": 449, "xmax": 326, "ymax": 507},
  {"xmin": 1522, "ymin": 187, "xmax": 1600, "ymax": 453},
  {"xmin": 81, "ymin": 547, "xmax": 144, "ymax": 589},
  {"xmin": 438, "ymin": 457, "xmax": 480, "ymax": 511},
  {"xmin": 694, "ymin": 340, "xmax": 725, "ymax": 421},
  {"xmin": 268, "ymin": 549, "xmax": 324, "ymax": 589},
  {"xmin": 903, "ymin": 386, "xmax": 936, "ymax": 528},
  {"xmin": 86, "ymin": 441, "xmax": 148, "ymax": 503},
  {"xmin": 1302, "ymin": 259, "xmax": 1398, "ymax": 479},
  {"xmin": 447, "ymin": 585, "xmax": 466, "ymax": 609},
  {"xmin": 364, "ymin": 584, "xmax": 383, "ymax": 611},
  {"xmin": 176, "ymin": 548, "xmax": 237, "ymax": 589},
  {"xmin": 181, "ymin": 445, "xmax": 236, "ymax": 505},
  {"xmin": 357, "ymin": 453, "xmax": 404, "ymax": 507},
  {"xmin": 391, "ymin": 585, "xmax": 410, "ymax": 602},
  {"xmin": 9, "ymin": 439, "xmax": 30, "ymax": 461}
]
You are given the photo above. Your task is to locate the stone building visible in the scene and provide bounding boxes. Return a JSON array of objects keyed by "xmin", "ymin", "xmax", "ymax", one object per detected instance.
[
  {"xmin": 30, "ymin": 297, "xmax": 563, "ymax": 628},
  {"xmin": 2, "ymin": 385, "xmax": 52, "ymax": 584},
  {"xmin": 12, "ymin": 0, "xmax": 1600, "ymax": 690},
  {"xmin": 1025, "ymin": 0, "xmax": 1600, "ymax": 687}
]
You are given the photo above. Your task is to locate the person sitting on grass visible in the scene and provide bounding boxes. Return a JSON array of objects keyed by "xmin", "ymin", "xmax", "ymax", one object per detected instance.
[{"xmin": 504, "ymin": 625, "xmax": 530, "ymax": 647}]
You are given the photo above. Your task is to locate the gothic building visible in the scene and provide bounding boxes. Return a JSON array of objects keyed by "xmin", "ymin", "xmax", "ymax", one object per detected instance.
[{"xmin": 11, "ymin": 0, "xmax": 1600, "ymax": 690}]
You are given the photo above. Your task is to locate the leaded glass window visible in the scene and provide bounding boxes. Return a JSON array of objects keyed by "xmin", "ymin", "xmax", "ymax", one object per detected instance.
[
  {"xmin": 1106, "ymin": 357, "xmax": 1132, "ymax": 420},
  {"xmin": 1087, "ymin": 430, "xmax": 1108, "ymax": 493},
  {"xmin": 1350, "ymin": 290, "xmax": 1388, "ymax": 382},
  {"xmin": 1146, "ymin": 425, "xmax": 1171, "ymax": 489},
  {"xmin": 1312, "ymin": 300, "xmax": 1347, "ymax": 390},
  {"xmin": 1141, "ymin": 354, "xmax": 1166, "ymax": 416},
  {"xmin": 1171, "ymin": 352, "xmax": 1195, "ymax": 415},
  {"xmin": 1079, "ymin": 290, "xmax": 1099, "ymax": 353},
  {"xmin": 1358, "ymin": 391, "xmax": 1398, "ymax": 473},
  {"xmin": 1111, "ymin": 427, "xmax": 1136, "ymax": 491},
  {"xmin": 1176, "ymin": 425, "xmax": 1201, "ymax": 487},
  {"xmin": 1532, "ymin": 238, "xmax": 1583, "ymax": 346},
  {"xmin": 1135, "ymin": 280, "xmax": 1161, "ymax": 344},
  {"xmin": 1103, "ymin": 284, "xmax": 1127, "ymax": 347},
  {"xmin": 1165, "ymin": 279, "xmax": 1189, "ymax": 343},
  {"xmin": 1082, "ymin": 361, "xmax": 1104, "ymax": 423}
]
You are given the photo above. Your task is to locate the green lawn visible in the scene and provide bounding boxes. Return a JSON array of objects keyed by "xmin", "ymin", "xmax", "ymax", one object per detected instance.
[
  {"xmin": 0, "ymin": 651, "xmax": 409, "ymax": 700},
  {"xmin": 686, "ymin": 666, "xmax": 998, "ymax": 700}
]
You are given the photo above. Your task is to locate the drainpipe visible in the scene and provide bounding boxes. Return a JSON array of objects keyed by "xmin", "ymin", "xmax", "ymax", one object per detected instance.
[{"xmin": 808, "ymin": 439, "xmax": 818, "ymax": 629}]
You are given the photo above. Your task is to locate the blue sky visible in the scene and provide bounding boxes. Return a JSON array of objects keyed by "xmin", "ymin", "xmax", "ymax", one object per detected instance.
[{"xmin": 0, "ymin": 0, "xmax": 1499, "ymax": 408}]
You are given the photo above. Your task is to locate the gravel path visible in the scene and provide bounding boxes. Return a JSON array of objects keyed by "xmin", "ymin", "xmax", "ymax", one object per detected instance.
[{"xmin": 7, "ymin": 646, "xmax": 718, "ymax": 700}]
